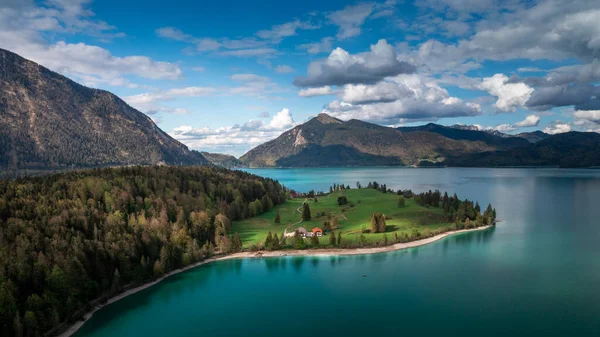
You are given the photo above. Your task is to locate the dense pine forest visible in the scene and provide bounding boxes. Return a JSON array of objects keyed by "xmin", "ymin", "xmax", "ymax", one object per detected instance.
[{"xmin": 0, "ymin": 166, "xmax": 287, "ymax": 337}]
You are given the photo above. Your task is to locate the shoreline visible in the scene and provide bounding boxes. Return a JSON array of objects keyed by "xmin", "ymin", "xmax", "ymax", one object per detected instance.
[{"xmin": 58, "ymin": 225, "xmax": 491, "ymax": 337}]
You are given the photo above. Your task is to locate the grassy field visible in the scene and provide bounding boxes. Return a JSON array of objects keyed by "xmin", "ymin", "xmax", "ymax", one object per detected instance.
[{"xmin": 232, "ymin": 188, "xmax": 457, "ymax": 248}]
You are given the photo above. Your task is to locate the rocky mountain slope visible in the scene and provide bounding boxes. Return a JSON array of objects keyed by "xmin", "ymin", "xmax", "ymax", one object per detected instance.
[
  {"xmin": 240, "ymin": 113, "xmax": 510, "ymax": 167},
  {"xmin": 0, "ymin": 48, "xmax": 210, "ymax": 172}
]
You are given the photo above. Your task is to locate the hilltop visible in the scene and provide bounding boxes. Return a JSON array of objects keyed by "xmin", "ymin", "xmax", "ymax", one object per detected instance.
[{"xmin": 200, "ymin": 152, "xmax": 245, "ymax": 168}]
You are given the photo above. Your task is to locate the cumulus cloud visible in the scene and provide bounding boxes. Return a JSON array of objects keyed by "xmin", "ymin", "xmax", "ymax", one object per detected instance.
[
  {"xmin": 328, "ymin": 3, "xmax": 374, "ymax": 39},
  {"xmin": 478, "ymin": 74, "xmax": 534, "ymax": 112},
  {"xmin": 544, "ymin": 121, "xmax": 572, "ymax": 135},
  {"xmin": 574, "ymin": 110, "xmax": 600, "ymax": 124},
  {"xmin": 526, "ymin": 83, "xmax": 599, "ymax": 111},
  {"xmin": 0, "ymin": 1, "xmax": 181, "ymax": 87},
  {"xmin": 515, "ymin": 115, "xmax": 541, "ymax": 128},
  {"xmin": 169, "ymin": 108, "xmax": 298, "ymax": 156},
  {"xmin": 294, "ymin": 40, "xmax": 415, "ymax": 87},
  {"xmin": 322, "ymin": 74, "xmax": 481, "ymax": 124}
]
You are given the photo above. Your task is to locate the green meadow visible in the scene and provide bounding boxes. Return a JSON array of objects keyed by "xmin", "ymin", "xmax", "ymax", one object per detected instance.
[{"xmin": 232, "ymin": 188, "xmax": 456, "ymax": 248}]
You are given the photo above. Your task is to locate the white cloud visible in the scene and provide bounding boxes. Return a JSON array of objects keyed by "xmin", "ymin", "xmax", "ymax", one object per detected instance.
[
  {"xmin": 0, "ymin": 1, "xmax": 181, "ymax": 88},
  {"xmin": 479, "ymin": 74, "xmax": 534, "ymax": 112},
  {"xmin": 169, "ymin": 108, "xmax": 298, "ymax": 156},
  {"xmin": 267, "ymin": 108, "xmax": 295, "ymax": 129},
  {"xmin": 298, "ymin": 86, "xmax": 337, "ymax": 97},
  {"xmin": 322, "ymin": 74, "xmax": 481, "ymax": 123},
  {"xmin": 294, "ymin": 39, "xmax": 415, "ymax": 87},
  {"xmin": 544, "ymin": 122, "xmax": 572, "ymax": 135},
  {"xmin": 515, "ymin": 114, "xmax": 541, "ymax": 128},
  {"xmin": 125, "ymin": 87, "xmax": 217, "ymax": 109},
  {"xmin": 328, "ymin": 3, "xmax": 374, "ymax": 39},
  {"xmin": 574, "ymin": 110, "xmax": 600, "ymax": 124},
  {"xmin": 479, "ymin": 114, "xmax": 541, "ymax": 133}
]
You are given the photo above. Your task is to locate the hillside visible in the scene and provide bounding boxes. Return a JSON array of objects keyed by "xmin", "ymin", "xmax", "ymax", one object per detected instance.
[
  {"xmin": 516, "ymin": 131, "xmax": 551, "ymax": 143},
  {"xmin": 0, "ymin": 48, "xmax": 210, "ymax": 173},
  {"xmin": 0, "ymin": 166, "xmax": 287, "ymax": 336},
  {"xmin": 200, "ymin": 152, "xmax": 245, "ymax": 168},
  {"xmin": 398, "ymin": 123, "xmax": 529, "ymax": 148},
  {"xmin": 240, "ymin": 114, "xmax": 517, "ymax": 167},
  {"xmin": 233, "ymin": 187, "xmax": 493, "ymax": 247},
  {"xmin": 445, "ymin": 132, "xmax": 600, "ymax": 168}
]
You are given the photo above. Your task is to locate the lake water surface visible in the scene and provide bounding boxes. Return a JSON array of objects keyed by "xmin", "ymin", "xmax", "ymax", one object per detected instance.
[{"xmin": 73, "ymin": 168, "xmax": 600, "ymax": 337}]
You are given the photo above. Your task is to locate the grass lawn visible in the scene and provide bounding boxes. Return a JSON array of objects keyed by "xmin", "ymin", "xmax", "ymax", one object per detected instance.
[{"xmin": 232, "ymin": 188, "xmax": 456, "ymax": 248}]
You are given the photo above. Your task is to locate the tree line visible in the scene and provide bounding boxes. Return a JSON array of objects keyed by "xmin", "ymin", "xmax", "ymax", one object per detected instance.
[{"xmin": 0, "ymin": 166, "xmax": 287, "ymax": 337}]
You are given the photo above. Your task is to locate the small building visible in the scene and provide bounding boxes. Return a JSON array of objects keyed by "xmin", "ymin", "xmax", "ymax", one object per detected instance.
[
  {"xmin": 304, "ymin": 231, "xmax": 314, "ymax": 238},
  {"xmin": 312, "ymin": 228, "xmax": 323, "ymax": 237},
  {"xmin": 296, "ymin": 227, "xmax": 308, "ymax": 237}
]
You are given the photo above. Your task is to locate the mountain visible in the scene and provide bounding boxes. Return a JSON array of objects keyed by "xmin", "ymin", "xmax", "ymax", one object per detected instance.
[
  {"xmin": 200, "ymin": 152, "xmax": 245, "ymax": 168},
  {"xmin": 240, "ymin": 114, "xmax": 513, "ymax": 167},
  {"xmin": 0, "ymin": 48, "xmax": 210, "ymax": 173},
  {"xmin": 516, "ymin": 131, "xmax": 551, "ymax": 143},
  {"xmin": 398, "ymin": 123, "xmax": 529, "ymax": 149},
  {"xmin": 445, "ymin": 132, "xmax": 600, "ymax": 168}
]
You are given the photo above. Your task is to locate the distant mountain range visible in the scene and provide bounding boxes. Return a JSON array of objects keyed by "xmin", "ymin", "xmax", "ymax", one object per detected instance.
[
  {"xmin": 200, "ymin": 152, "xmax": 245, "ymax": 168},
  {"xmin": 1, "ymin": 48, "xmax": 597, "ymax": 173},
  {"xmin": 240, "ymin": 114, "xmax": 600, "ymax": 168},
  {"xmin": 0, "ymin": 48, "xmax": 210, "ymax": 173}
]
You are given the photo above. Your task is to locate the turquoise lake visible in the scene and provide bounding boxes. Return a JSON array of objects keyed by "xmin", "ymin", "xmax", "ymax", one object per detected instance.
[{"xmin": 73, "ymin": 168, "xmax": 600, "ymax": 336}]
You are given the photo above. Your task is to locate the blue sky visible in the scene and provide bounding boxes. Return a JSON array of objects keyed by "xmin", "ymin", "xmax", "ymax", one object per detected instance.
[{"xmin": 2, "ymin": 0, "xmax": 599, "ymax": 156}]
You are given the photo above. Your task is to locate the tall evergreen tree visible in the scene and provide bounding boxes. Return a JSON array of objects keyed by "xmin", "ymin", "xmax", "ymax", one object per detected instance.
[{"xmin": 302, "ymin": 203, "xmax": 311, "ymax": 221}]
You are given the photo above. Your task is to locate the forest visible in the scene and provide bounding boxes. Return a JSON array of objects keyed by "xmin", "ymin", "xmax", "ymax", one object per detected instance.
[{"xmin": 0, "ymin": 166, "xmax": 287, "ymax": 337}]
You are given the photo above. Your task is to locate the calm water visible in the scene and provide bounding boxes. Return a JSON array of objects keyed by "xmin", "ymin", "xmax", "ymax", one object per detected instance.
[{"xmin": 74, "ymin": 168, "xmax": 600, "ymax": 337}]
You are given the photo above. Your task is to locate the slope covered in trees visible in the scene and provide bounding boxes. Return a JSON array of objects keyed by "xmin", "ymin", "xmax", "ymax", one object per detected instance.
[
  {"xmin": 0, "ymin": 48, "xmax": 210, "ymax": 174},
  {"xmin": 445, "ymin": 131, "xmax": 600, "ymax": 168},
  {"xmin": 200, "ymin": 152, "xmax": 245, "ymax": 168},
  {"xmin": 0, "ymin": 166, "xmax": 287, "ymax": 337}
]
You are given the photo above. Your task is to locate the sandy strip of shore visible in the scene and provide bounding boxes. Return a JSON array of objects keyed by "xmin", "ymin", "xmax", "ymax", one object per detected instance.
[{"xmin": 58, "ymin": 225, "xmax": 491, "ymax": 337}]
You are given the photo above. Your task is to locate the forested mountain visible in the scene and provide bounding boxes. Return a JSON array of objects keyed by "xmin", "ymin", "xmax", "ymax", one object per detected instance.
[
  {"xmin": 515, "ymin": 131, "xmax": 551, "ymax": 143},
  {"xmin": 0, "ymin": 166, "xmax": 287, "ymax": 337},
  {"xmin": 445, "ymin": 132, "xmax": 600, "ymax": 168},
  {"xmin": 240, "ymin": 114, "xmax": 521, "ymax": 167},
  {"xmin": 397, "ymin": 123, "xmax": 529, "ymax": 148},
  {"xmin": 200, "ymin": 152, "xmax": 245, "ymax": 168},
  {"xmin": 0, "ymin": 48, "xmax": 210, "ymax": 173}
]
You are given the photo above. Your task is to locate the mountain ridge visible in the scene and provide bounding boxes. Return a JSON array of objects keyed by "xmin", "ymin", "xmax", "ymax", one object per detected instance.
[
  {"xmin": 0, "ymin": 48, "xmax": 210, "ymax": 172},
  {"xmin": 240, "ymin": 114, "xmax": 599, "ymax": 168},
  {"xmin": 240, "ymin": 114, "xmax": 511, "ymax": 167}
]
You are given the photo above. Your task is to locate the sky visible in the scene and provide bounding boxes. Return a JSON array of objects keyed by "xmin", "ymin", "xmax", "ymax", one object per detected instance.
[{"xmin": 1, "ymin": 0, "xmax": 600, "ymax": 156}]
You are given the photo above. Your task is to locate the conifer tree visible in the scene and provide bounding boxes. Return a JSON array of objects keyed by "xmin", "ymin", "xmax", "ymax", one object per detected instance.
[
  {"xmin": 302, "ymin": 203, "xmax": 311, "ymax": 221},
  {"xmin": 274, "ymin": 211, "xmax": 281, "ymax": 224},
  {"xmin": 329, "ymin": 231, "xmax": 336, "ymax": 246}
]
